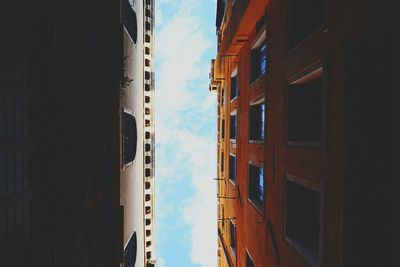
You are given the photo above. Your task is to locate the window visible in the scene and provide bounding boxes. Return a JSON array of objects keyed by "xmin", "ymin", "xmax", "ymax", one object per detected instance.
[
  {"xmin": 285, "ymin": 177, "xmax": 320, "ymax": 266},
  {"xmin": 246, "ymin": 252, "xmax": 255, "ymax": 267},
  {"xmin": 230, "ymin": 112, "xmax": 237, "ymax": 141},
  {"xmin": 229, "ymin": 155, "xmax": 236, "ymax": 184},
  {"xmin": 124, "ymin": 232, "xmax": 137, "ymax": 267},
  {"xmin": 123, "ymin": 0, "xmax": 138, "ymax": 43},
  {"xmin": 288, "ymin": 0, "xmax": 324, "ymax": 49},
  {"xmin": 230, "ymin": 221, "xmax": 236, "ymax": 257},
  {"xmin": 123, "ymin": 111, "xmax": 137, "ymax": 165},
  {"xmin": 248, "ymin": 163, "xmax": 265, "ymax": 211},
  {"xmin": 287, "ymin": 68, "xmax": 323, "ymax": 145},
  {"xmin": 230, "ymin": 70, "xmax": 238, "ymax": 100},
  {"xmin": 249, "ymin": 101, "xmax": 265, "ymax": 142},
  {"xmin": 216, "ymin": 0, "xmax": 227, "ymax": 30},
  {"xmin": 221, "ymin": 119, "xmax": 225, "ymax": 139},
  {"xmin": 220, "ymin": 152, "xmax": 224, "ymax": 172},
  {"xmin": 251, "ymin": 33, "xmax": 267, "ymax": 83}
]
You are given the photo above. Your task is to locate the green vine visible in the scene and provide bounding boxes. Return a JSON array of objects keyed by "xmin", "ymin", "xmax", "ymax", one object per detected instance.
[{"xmin": 120, "ymin": 56, "xmax": 133, "ymax": 94}]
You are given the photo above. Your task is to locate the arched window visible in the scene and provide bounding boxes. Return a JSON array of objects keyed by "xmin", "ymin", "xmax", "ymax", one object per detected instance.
[
  {"xmin": 123, "ymin": 0, "xmax": 138, "ymax": 43},
  {"xmin": 123, "ymin": 111, "xmax": 137, "ymax": 165},
  {"xmin": 124, "ymin": 232, "xmax": 137, "ymax": 267}
]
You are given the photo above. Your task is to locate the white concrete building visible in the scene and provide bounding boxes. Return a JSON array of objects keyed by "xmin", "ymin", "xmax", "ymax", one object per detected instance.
[{"xmin": 120, "ymin": 0, "xmax": 155, "ymax": 266}]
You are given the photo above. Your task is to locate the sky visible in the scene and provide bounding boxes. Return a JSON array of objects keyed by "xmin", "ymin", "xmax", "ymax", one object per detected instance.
[{"xmin": 154, "ymin": 1, "xmax": 218, "ymax": 267}]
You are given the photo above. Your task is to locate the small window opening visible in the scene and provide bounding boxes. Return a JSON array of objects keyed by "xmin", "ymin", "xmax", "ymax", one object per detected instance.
[
  {"xmin": 230, "ymin": 113, "xmax": 237, "ymax": 141},
  {"xmin": 229, "ymin": 155, "xmax": 236, "ymax": 184},
  {"xmin": 230, "ymin": 71, "xmax": 238, "ymax": 100},
  {"xmin": 248, "ymin": 163, "xmax": 265, "ymax": 211},
  {"xmin": 249, "ymin": 101, "xmax": 265, "ymax": 142},
  {"xmin": 251, "ymin": 33, "xmax": 267, "ymax": 83},
  {"xmin": 230, "ymin": 221, "xmax": 236, "ymax": 257}
]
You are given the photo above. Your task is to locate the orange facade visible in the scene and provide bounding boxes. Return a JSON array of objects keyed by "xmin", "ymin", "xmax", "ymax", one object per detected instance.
[{"xmin": 212, "ymin": 0, "xmax": 399, "ymax": 266}]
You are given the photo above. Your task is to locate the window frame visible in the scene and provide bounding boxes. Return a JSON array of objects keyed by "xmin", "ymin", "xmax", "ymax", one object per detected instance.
[
  {"xmin": 230, "ymin": 109, "xmax": 237, "ymax": 144},
  {"xmin": 122, "ymin": 108, "xmax": 137, "ymax": 168},
  {"xmin": 124, "ymin": 231, "xmax": 138, "ymax": 267},
  {"xmin": 283, "ymin": 175, "xmax": 325, "ymax": 267},
  {"xmin": 122, "ymin": 0, "xmax": 138, "ymax": 45},
  {"xmin": 229, "ymin": 153, "xmax": 236, "ymax": 186},
  {"xmin": 250, "ymin": 30, "xmax": 267, "ymax": 85},
  {"xmin": 229, "ymin": 220, "xmax": 236, "ymax": 258},
  {"xmin": 246, "ymin": 249, "xmax": 255, "ymax": 267},
  {"xmin": 248, "ymin": 97, "xmax": 266, "ymax": 144},
  {"xmin": 286, "ymin": 62, "xmax": 326, "ymax": 149},
  {"xmin": 230, "ymin": 68, "xmax": 239, "ymax": 101},
  {"xmin": 248, "ymin": 161, "xmax": 265, "ymax": 214}
]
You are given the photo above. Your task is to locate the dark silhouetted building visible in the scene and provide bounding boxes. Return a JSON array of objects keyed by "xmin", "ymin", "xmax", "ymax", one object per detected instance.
[{"xmin": 0, "ymin": 0, "xmax": 155, "ymax": 266}]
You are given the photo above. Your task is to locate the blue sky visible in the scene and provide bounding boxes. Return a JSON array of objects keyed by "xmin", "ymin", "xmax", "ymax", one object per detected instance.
[{"xmin": 155, "ymin": 1, "xmax": 218, "ymax": 267}]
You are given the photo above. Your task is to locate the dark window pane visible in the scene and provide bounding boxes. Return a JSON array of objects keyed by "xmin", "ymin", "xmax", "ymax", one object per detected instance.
[
  {"xmin": 230, "ymin": 221, "xmax": 236, "ymax": 255},
  {"xmin": 229, "ymin": 155, "xmax": 236, "ymax": 183},
  {"xmin": 285, "ymin": 178, "xmax": 320, "ymax": 265},
  {"xmin": 123, "ymin": 0, "xmax": 138, "ymax": 43},
  {"xmin": 230, "ymin": 114, "xmax": 237, "ymax": 140},
  {"xmin": 260, "ymin": 43, "xmax": 267, "ymax": 76},
  {"xmin": 124, "ymin": 232, "xmax": 137, "ymax": 267},
  {"xmin": 248, "ymin": 164, "xmax": 265, "ymax": 210},
  {"xmin": 246, "ymin": 253, "xmax": 255, "ymax": 267},
  {"xmin": 230, "ymin": 75, "xmax": 238, "ymax": 100},
  {"xmin": 123, "ymin": 112, "xmax": 137, "ymax": 165},
  {"xmin": 288, "ymin": 0, "xmax": 324, "ymax": 48},
  {"xmin": 249, "ymin": 102, "xmax": 265, "ymax": 141},
  {"xmin": 251, "ymin": 43, "xmax": 267, "ymax": 82},
  {"xmin": 287, "ymin": 77, "xmax": 322, "ymax": 144}
]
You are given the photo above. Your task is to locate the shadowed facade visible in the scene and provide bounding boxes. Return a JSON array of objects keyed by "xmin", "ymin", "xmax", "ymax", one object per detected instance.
[{"xmin": 211, "ymin": 0, "xmax": 399, "ymax": 266}]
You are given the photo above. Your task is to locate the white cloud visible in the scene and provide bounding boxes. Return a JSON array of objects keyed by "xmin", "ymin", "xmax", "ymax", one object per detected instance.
[{"xmin": 155, "ymin": 0, "xmax": 218, "ymax": 266}]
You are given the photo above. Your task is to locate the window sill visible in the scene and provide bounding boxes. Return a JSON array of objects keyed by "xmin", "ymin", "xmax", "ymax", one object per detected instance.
[
  {"xmin": 284, "ymin": 236, "xmax": 319, "ymax": 267},
  {"xmin": 122, "ymin": 161, "xmax": 133, "ymax": 170},
  {"xmin": 248, "ymin": 198, "xmax": 264, "ymax": 215},
  {"xmin": 230, "ymin": 246, "xmax": 236, "ymax": 259},
  {"xmin": 249, "ymin": 139, "xmax": 264, "ymax": 145},
  {"xmin": 249, "ymin": 74, "xmax": 266, "ymax": 88}
]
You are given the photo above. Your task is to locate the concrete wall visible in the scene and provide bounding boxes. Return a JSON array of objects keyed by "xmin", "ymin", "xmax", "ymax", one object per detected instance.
[{"xmin": 120, "ymin": 0, "xmax": 155, "ymax": 266}]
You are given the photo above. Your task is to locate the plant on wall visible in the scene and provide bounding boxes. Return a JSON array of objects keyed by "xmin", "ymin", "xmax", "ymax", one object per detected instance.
[{"xmin": 120, "ymin": 56, "xmax": 133, "ymax": 94}]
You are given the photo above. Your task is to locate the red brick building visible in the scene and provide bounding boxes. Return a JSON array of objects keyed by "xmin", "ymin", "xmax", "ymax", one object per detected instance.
[{"xmin": 211, "ymin": 0, "xmax": 399, "ymax": 266}]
